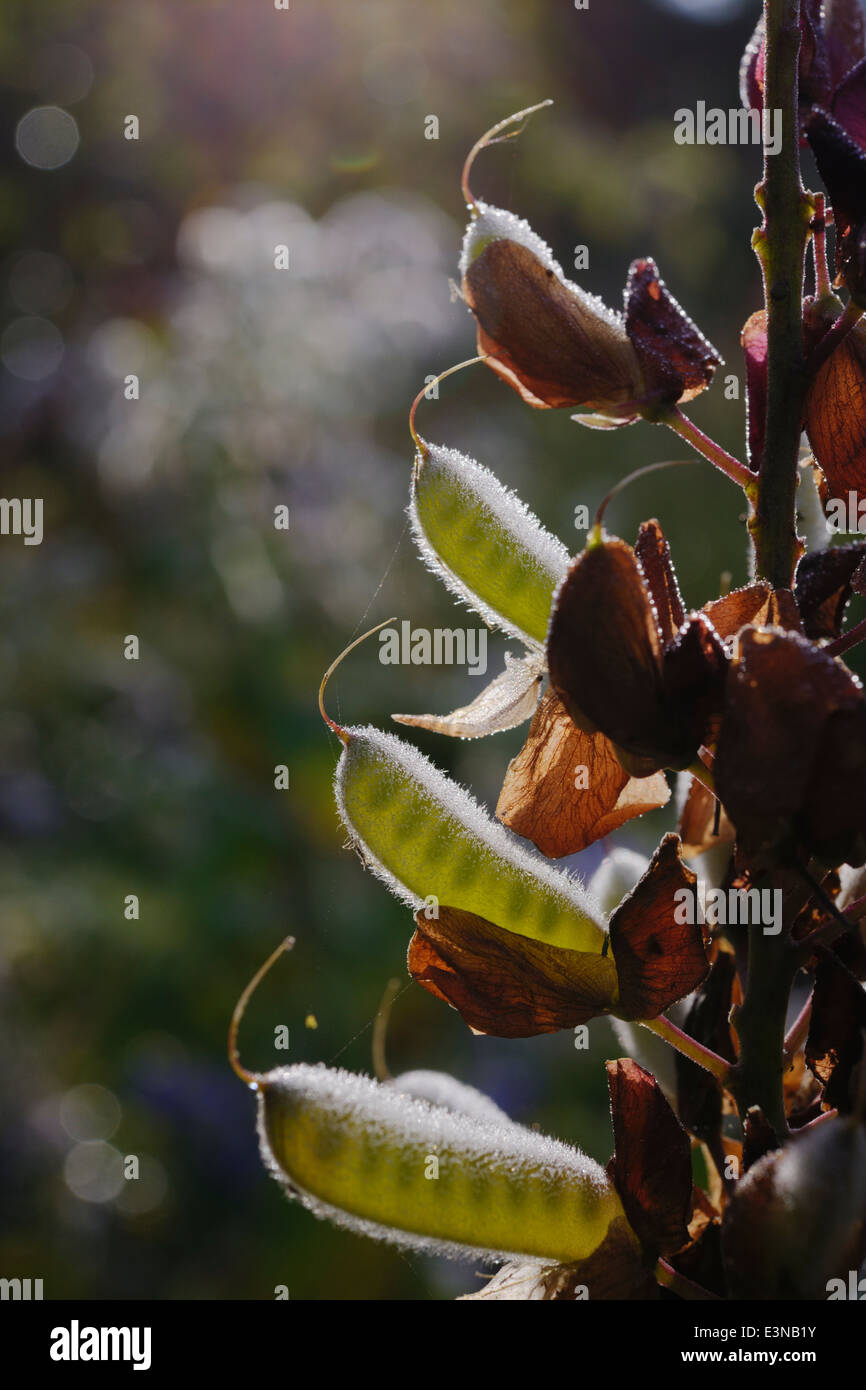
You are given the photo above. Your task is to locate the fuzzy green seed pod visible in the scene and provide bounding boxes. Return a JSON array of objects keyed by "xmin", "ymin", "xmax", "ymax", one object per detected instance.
[
  {"xmin": 335, "ymin": 722, "xmax": 607, "ymax": 954},
  {"xmin": 410, "ymin": 438, "xmax": 569, "ymax": 648},
  {"xmin": 230, "ymin": 940, "xmax": 629, "ymax": 1265}
]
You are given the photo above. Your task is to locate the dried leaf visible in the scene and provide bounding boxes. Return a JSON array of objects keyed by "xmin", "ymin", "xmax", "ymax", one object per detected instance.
[
  {"xmin": 609, "ymin": 833, "xmax": 710, "ymax": 1021},
  {"xmin": 496, "ymin": 688, "xmax": 670, "ymax": 858},
  {"xmin": 607, "ymin": 1058, "xmax": 693, "ymax": 1258},
  {"xmin": 408, "ymin": 904, "xmax": 618, "ymax": 1038},
  {"xmin": 392, "ymin": 652, "xmax": 543, "ymax": 740},
  {"xmin": 624, "ymin": 258, "xmax": 722, "ymax": 409}
]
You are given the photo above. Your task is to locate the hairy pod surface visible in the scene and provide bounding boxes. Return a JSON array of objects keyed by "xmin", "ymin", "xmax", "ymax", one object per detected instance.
[
  {"xmin": 390, "ymin": 1069, "xmax": 514, "ymax": 1125},
  {"xmin": 257, "ymin": 1062, "xmax": 627, "ymax": 1263},
  {"xmin": 334, "ymin": 724, "xmax": 607, "ymax": 952},
  {"xmin": 410, "ymin": 439, "xmax": 569, "ymax": 647}
]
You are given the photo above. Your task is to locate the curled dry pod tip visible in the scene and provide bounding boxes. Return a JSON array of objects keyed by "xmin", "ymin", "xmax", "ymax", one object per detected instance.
[
  {"xmin": 319, "ymin": 624, "xmax": 607, "ymax": 953},
  {"xmin": 229, "ymin": 938, "xmax": 628, "ymax": 1264}
]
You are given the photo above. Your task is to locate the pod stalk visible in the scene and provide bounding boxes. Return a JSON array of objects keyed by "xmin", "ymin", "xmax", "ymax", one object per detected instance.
[
  {"xmin": 460, "ymin": 99, "xmax": 553, "ymax": 213},
  {"xmin": 593, "ymin": 457, "xmax": 695, "ymax": 532},
  {"xmin": 409, "ymin": 357, "xmax": 486, "ymax": 456},
  {"xmin": 318, "ymin": 617, "xmax": 398, "ymax": 743},
  {"xmin": 229, "ymin": 936, "xmax": 296, "ymax": 1089},
  {"xmin": 372, "ymin": 977, "xmax": 402, "ymax": 1082}
]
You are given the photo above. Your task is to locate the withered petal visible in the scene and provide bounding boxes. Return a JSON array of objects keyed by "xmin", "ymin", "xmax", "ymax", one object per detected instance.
[
  {"xmin": 806, "ymin": 958, "xmax": 866, "ymax": 1110},
  {"xmin": 609, "ymin": 833, "xmax": 710, "ymax": 1021},
  {"xmin": 678, "ymin": 773, "xmax": 735, "ymax": 857},
  {"xmin": 702, "ymin": 581, "xmax": 773, "ymax": 643},
  {"xmin": 496, "ymin": 688, "xmax": 669, "ymax": 858},
  {"xmin": 549, "ymin": 536, "xmax": 727, "ymax": 776},
  {"xmin": 634, "ymin": 518, "xmax": 685, "ymax": 645},
  {"xmin": 832, "ymin": 54, "xmax": 866, "ymax": 150},
  {"xmin": 715, "ymin": 626, "xmax": 866, "ymax": 858},
  {"xmin": 548, "ymin": 537, "xmax": 666, "ymax": 764},
  {"xmin": 800, "ymin": 702, "xmax": 866, "ymax": 865},
  {"xmin": 607, "ymin": 1058, "xmax": 693, "ymax": 1258},
  {"xmin": 463, "ymin": 1217, "xmax": 656, "ymax": 1301},
  {"xmin": 408, "ymin": 905, "xmax": 618, "ymax": 1038},
  {"xmin": 808, "ymin": 109, "xmax": 866, "ymax": 302},
  {"xmin": 624, "ymin": 258, "xmax": 722, "ymax": 411},
  {"xmin": 794, "ymin": 541, "xmax": 866, "ymax": 640},
  {"xmin": 804, "ymin": 317, "xmax": 866, "ymax": 495},
  {"xmin": 660, "ymin": 614, "xmax": 729, "ymax": 756},
  {"xmin": 824, "ymin": 0, "xmax": 866, "ymax": 89},
  {"xmin": 463, "ymin": 237, "xmax": 643, "ymax": 413}
]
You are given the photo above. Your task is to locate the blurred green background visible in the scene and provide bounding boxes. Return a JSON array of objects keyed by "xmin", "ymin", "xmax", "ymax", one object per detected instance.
[{"xmin": 1, "ymin": 0, "xmax": 861, "ymax": 1300}]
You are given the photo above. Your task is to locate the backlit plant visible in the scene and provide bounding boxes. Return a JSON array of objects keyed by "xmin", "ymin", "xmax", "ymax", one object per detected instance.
[{"xmin": 233, "ymin": 0, "xmax": 866, "ymax": 1300}]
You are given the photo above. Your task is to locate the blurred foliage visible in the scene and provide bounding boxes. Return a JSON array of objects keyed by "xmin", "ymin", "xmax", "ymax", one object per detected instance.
[{"xmin": 0, "ymin": 0, "xmax": 860, "ymax": 1299}]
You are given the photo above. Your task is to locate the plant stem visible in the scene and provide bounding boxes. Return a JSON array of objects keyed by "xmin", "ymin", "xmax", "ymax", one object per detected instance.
[
  {"xmin": 729, "ymin": 0, "xmax": 807, "ymax": 1146},
  {"xmin": 825, "ymin": 613, "xmax": 866, "ymax": 659},
  {"xmin": 749, "ymin": 0, "xmax": 811, "ymax": 589},
  {"xmin": 729, "ymin": 925, "xmax": 799, "ymax": 1138},
  {"xmin": 811, "ymin": 193, "xmax": 833, "ymax": 299},
  {"xmin": 664, "ymin": 408, "xmax": 755, "ymax": 492},
  {"xmin": 641, "ymin": 1014, "xmax": 730, "ymax": 1085}
]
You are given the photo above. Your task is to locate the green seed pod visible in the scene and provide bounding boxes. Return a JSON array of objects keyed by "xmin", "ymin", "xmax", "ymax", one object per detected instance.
[
  {"xmin": 390, "ymin": 1068, "xmax": 514, "ymax": 1126},
  {"xmin": 230, "ymin": 942, "xmax": 628, "ymax": 1265},
  {"xmin": 336, "ymin": 723, "xmax": 606, "ymax": 953},
  {"xmin": 318, "ymin": 627, "xmax": 606, "ymax": 954},
  {"xmin": 588, "ymin": 848, "xmax": 650, "ymax": 916},
  {"xmin": 410, "ymin": 439, "xmax": 569, "ymax": 648},
  {"xmin": 260, "ymin": 1062, "xmax": 623, "ymax": 1263}
]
